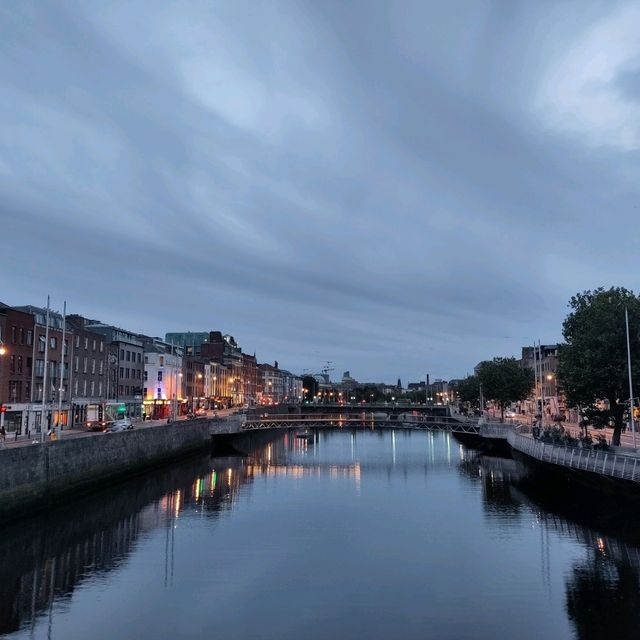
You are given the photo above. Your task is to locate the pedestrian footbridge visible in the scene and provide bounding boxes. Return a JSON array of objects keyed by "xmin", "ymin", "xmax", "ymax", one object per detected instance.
[{"xmin": 210, "ymin": 413, "xmax": 513, "ymax": 437}]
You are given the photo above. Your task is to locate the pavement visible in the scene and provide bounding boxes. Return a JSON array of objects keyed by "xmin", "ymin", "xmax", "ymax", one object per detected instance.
[
  {"xmin": 0, "ymin": 408, "xmax": 239, "ymax": 450},
  {"xmin": 489, "ymin": 411, "xmax": 640, "ymax": 451}
]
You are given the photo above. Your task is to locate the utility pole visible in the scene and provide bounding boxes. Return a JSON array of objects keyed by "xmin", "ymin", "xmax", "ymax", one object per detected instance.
[
  {"xmin": 625, "ymin": 307, "xmax": 637, "ymax": 448},
  {"xmin": 40, "ymin": 295, "xmax": 51, "ymax": 442},
  {"xmin": 56, "ymin": 301, "xmax": 66, "ymax": 438},
  {"xmin": 539, "ymin": 342, "xmax": 546, "ymax": 429}
]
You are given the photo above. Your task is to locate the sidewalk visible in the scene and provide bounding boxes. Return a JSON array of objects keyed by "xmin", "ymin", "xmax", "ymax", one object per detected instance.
[
  {"xmin": 487, "ymin": 410, "xmax": 640, "ymax": 450},
  {"xmin": 0, "ymin": 408, "xmax": 239, "ymax": 451}
]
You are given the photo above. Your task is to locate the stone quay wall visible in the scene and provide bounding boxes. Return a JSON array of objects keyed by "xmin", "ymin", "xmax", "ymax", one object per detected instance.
[{"xmin": 0, "ymin": 420, "xmax": 214, "ymax": 518}]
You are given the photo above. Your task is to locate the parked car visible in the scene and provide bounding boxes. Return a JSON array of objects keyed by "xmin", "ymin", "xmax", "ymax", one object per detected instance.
[
  {"xmin": 104, "ymin": 417, "xmax": 133, "ymax": 433},
  {"xmin": 86, "ymin": 419, "xmax": 112, "ymax": 432}
]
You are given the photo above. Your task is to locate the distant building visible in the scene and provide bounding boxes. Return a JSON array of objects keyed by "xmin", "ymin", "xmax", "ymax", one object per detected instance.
[
  {"xmin": 521, "ymin": 344, "xmax": 561, "ymax": 414},
  {"xmin": 0, "ymin": 304, "xmax": 37, "ymax": 433},
  {"xmin": 140, "ymin": 337, "xmax": 183, "ymax": 419},
  {"xmin": 66, "ymin": 315, "xmax": 108, "ymax": 427},
  {"xmin": 164, "ymin": 332, "xmax": 209, "ymax": 356},
  {"xmin": 341, "ymin": 371, "xmax": 358, "ymax": 390},
  {"xmin": 12, "ymin": 304, "xmax": 71, "ymax": 432},
  {"xmin": 86, "ymin": 322, "xmax": 144, "ymax": 419},
  {"xmin": 259, "ymin": 363, "xmax": 283, "ymax": 404}
]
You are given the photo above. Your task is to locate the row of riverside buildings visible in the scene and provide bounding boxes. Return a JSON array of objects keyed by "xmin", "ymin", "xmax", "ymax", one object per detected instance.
[{"xmin": 0, "ymin": 302, "xmax": 303, "ymax": 434}]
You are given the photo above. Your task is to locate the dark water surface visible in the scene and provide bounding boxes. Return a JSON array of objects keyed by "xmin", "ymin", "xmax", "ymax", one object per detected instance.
[{"xmin": 2, "ymin": 429, "xmax": 640, "ymax": 640}]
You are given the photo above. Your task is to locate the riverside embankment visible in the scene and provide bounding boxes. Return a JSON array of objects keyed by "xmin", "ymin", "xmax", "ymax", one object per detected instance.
[{"xmin": 0, "ymin": 418, "xmax": 217, "ymax": 518}]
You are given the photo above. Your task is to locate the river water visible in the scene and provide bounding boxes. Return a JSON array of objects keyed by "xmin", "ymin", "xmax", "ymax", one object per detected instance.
[{"xmin": 1, "ymin": 429, "xmax": 639, "ymax": 640}]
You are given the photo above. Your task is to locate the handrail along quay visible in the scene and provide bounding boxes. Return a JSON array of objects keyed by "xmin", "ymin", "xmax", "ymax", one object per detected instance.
[{"xmin": 507, "ymin": 425, "xmax": 640, "ymax": 484}]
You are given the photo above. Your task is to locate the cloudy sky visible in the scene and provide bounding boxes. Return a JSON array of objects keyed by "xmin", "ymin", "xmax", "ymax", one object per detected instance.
[{"xmin": 1, "ymin": 0, "xmax": 639, "ymax": 382}]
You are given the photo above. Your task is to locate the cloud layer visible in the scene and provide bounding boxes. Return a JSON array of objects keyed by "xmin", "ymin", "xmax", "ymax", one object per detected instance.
[{"xmin": 2, "ymin": 0, "xmax": 639, "ymax": 382}]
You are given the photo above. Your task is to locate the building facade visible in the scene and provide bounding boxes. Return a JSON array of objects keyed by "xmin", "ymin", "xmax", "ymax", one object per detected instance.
[
  {"xmin": 10, "ymin": 305, "xmax": 71, "ymax": 433},
  {"xmin": 142, "ymin": 338, "xmax": 183, "ymax": 419},
  {"xmin": 66, "ymin": 315, "xmax": 108, "ymax": 427},
  {"xmin": 87, "ymin": 323, "xmax": 144, "ymax": 419}
]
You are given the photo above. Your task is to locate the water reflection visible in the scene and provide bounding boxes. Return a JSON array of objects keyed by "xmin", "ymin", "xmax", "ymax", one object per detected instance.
[{"xmin": 1, "ymin": 429, "xmax": 639, "ymax": 639}]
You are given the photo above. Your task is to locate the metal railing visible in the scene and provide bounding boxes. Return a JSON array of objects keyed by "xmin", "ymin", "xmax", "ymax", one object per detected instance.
[
  {"xmin": 238, "ymin": 413, "xmax": 481, "ymax": 434},
  {"xmin": 507, "ymin": 430, "xmax": 640, "ymax": 483},
  {"xmin": 478, "ymin": 422, "xmax": 513, "ymax": 440}
]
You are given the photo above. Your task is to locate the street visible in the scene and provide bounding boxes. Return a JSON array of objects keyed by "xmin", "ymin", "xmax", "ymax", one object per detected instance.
[{"xmin": 0, "ymin": 407, "xmax": 239, "ymax": 450}]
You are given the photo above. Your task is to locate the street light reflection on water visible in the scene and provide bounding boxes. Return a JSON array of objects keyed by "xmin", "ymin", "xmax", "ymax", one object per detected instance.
[{"xmin": 2, "ymin": 429, "xmax": 640, "ymax": 640}]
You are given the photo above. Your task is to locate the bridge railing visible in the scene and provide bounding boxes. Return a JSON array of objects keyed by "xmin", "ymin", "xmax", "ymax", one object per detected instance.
[
  {"xmin": 507, "ymin": 429, "xmax": 640, "ymax": 483},
  {"xmin": 478, "ymin": 422, "xmax": 513, "ymax": 439}
]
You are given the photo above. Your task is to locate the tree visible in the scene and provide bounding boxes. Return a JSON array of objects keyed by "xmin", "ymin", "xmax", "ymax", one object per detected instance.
[
  {"xmin": 477, "ymin": 357, "xmax": 534, "ymax": 420},
  {"xmin": 558, "ymin": 287, "xmax": 640, "ymax": 446},
  {"xmin": 302, "ymin": 376, "xmax": 318, "ymax": 402},
  {"xmin": 456, "ymin": 375, "xmax": 480, "ymax": 406}
]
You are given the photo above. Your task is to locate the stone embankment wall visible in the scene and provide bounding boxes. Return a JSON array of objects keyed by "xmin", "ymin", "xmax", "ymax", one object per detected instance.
[{"xmin": 0, "ymin": 420, "xmax": 213, "ymax": 518}]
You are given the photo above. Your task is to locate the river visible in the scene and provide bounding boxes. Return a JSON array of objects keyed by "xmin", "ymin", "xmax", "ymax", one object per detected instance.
[{"xmin": 1, "ymin": 429, "xmax": 639, "ymax": 639}]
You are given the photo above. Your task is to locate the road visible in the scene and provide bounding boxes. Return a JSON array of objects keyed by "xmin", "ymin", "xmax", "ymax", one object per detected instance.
[{"xmin": 0, "ymin": 408, "xmax": 239, "ymax": 450}]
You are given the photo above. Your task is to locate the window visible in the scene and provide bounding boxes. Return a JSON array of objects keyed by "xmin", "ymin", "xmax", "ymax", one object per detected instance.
[
  {"xmin": 126, "ymin": 367, "xmax": 130, "ymax": 378},
  {"xmin": 91, "ymin": 358, "xmax": 96, "ymax": 374},
  {"xmin": 99, "ymin": 341, "xmax": 104, "ymax": 353},
  {"xmin": 90, "ymin": 381, "xmax": 95, "ymax": 396},
  {"xmin": 120, "ymin": 349, "xmax": 124, "ymax": 360},
  {"xmin": 158, "ymin": 371, "xmax": 163, "ymax": 382},
  {"xmin": 98, "ymin": 381, "xmax": 102, "ymax": 396},
  {"xmin": 119, "ymin": 385, "xmax": 123, "ymax": 395},
  {"xmin": 63, "ymin": 339, "xmax": 69, "ymax": 356},
  {"xmin": 27, "ymin": 357, "xmax": 32, "ymax": 374},
  {"xmin": 99, "ymin": 360, "xmax": 104, "ymax": 375},
  {"xmin": 84, "ymin": 337, "xmax": 88, "ymax": 350},
  {"xmin": 27, "ymin": 330, "xmax": 33, "ymax": 346},
  {"xmin": 75, "ymin": 335, "xmax": 80, "ymax": 348},
  {"xmin": 35, "ymin": 359, "xmax": 44, "ymax": 376},
  {"xmin": 92, "ymin": 339, "xmax": 96, "ymax": 351},
  {"xmin": 138, "ymin": 369, "xmax": 142, "ymax": 379},
  {"xmin": 119, "ymin": 367, "xmax": 124, "ymax": 378},
  {"xmin": 74, "ymin": 356, "xmax": 79, "ymax": 372},
  {"xmin": 9, "ymin": 356, "xmax": 15, "ymax": 373},
  {"xmin": 17, "ymin": 356, "xmax": 22, "ymax": 373},
  {"xmin": 159, "ymin": 356, "xmax": 164, "ymax": 366},
  {"xmin": 11, "ymin": 326, "xmax": 16, "ymax": 343},
  {"xmin": 38, "ymin": 335, "xmax": 46, "ymax": 352},
  {"xmin": 157, "ymin": 387, "xmax": 162, "ymax": 398},
  {"xmin": 83, "ymin": 357, "xmax": 88, "ymax": 374},
  {"xmin": 19, "ymin": 327, "xmax": 24, "ymax": 344},
  {"xmin": 144, "ymin": 370, "xmax": 148, "ymax": 381},
  {"xmin": 74, "ymin": 379, "xmax": 78, "ymax": 395},
  {"xmin": 50, "ymin": 337, "xmax": 57, "ymax": 349},
  {"xmin": 126, "ymin": 350, "xmax": 131, "ymax": 362},
  {"xmin": 83, "ymin": 380, "xmax": 87, "ymax": 396},
  {"xmin": 125, "ymin": 385, "xmax": 130, "ymax": 395},
  {"xmin": 25, "ymin": 381, "xmax": 31, "ymax": 401},
  {"xmin": 137, "ymin": 353, "xmax": 141, "ymax": 363}
]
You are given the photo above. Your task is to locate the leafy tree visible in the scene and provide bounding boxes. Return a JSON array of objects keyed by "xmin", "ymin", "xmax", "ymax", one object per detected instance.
[
  {"xmin": 558, "ymin": 287, "xmax": 640, "ymax": 446},
  {"xmin": 477, "ymin": 357, "xmax": 534, "ymax": 420},
  {"xmin": 456, "ymin": 376, "xmax": 480, "ymax": 406}
]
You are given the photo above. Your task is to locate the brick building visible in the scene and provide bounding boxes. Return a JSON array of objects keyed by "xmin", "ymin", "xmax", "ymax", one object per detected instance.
[{"xmin": 66, "ymin": 315, "xmax": 108, "ymax": 427}]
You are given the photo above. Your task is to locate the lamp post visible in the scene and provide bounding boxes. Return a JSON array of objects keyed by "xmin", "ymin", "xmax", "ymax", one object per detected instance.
[
  {"xmin": 197, "ymin": 373, "xmax": 203, "ymax": 410},
  {"xmin": 0, "ymin": 342, "xmax": 6, "ymax": 433}
]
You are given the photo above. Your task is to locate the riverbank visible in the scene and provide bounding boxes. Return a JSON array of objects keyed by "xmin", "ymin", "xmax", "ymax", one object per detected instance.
[{"xmin": 0, "ymin": 418, "xmax": 215, "ymax": 520}]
